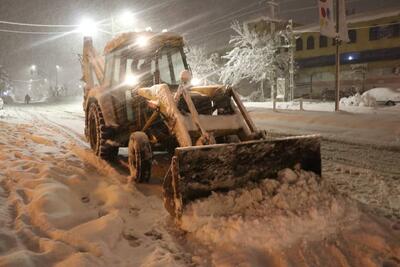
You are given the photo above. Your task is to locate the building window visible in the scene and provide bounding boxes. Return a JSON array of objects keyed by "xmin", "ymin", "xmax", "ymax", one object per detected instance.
[
  {"xmin": 369, "ymin": 26, "xmax": 380, "ymax": 41},
  {"xmin": 296, "ymin": 38, "xmax": 303, "ymax": 51},
  {"xmin": 319, "ymin": 35, "xmax": 328, "ymax": 48},
  {"xmin": 348, "ymin": 30, "xmax": 357, "ymax": 43},
  {"xmin": 307, "ymin": 36, "xmax": 315, "ymax": 50},
  {"xmin": 390, "ymin": 21, "xmax": 400, "ymax": 38}
]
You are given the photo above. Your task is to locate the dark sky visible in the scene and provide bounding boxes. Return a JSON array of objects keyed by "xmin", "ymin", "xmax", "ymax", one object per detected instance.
[{"xmin": 0, "ymin": 0, "xmax": 399, "ymax": 88}]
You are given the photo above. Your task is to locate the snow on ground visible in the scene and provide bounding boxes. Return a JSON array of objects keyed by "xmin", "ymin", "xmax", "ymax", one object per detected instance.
[
  {"xmin": 245, "ymin": 99, "xmax": 400, "ymax": 114},
  {"xmin": 0, "ymin": 99, "xmax": 399, "ymax": 266},
  {"xmin": 181, "ymin": 169, "xmax": 400, "ymax": 266},
  {"xmin": 0, "ymin": 103, "xmax": 189, "ymax": 266}
]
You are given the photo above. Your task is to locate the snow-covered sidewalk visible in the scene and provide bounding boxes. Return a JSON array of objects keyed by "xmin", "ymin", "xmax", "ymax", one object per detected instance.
[{"xmin": 246, "ymin": 101, "xmax": 400, "ymax": 148}]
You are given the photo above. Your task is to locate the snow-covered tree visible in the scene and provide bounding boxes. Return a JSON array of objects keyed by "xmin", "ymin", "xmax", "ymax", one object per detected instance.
[
  {"xmin": 220, "ymin": 22, "xmax": 276, "ymax": 86},
  {"xmin": 186, "ymin": 46, "xmax": 220, "ymax": 85},
  {"xmin": 0, "ymin": 65, "xmax": 12, "ymax": 97},
  {"xmin": 220, "ymin": 21, "xmax": 293, "ymax": 100}
]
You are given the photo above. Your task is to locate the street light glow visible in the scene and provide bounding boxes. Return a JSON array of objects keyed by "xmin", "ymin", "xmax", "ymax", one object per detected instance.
[
  {"xmin": 78, "ymin": 18, "xmax": 98, "ymax": 37},
  {"xmin": 118, "ymin": 10, "xmax": 135, "ymax": 27},
  {"xmin": 31, "ymin": 65, "xmax": 37, "ymax": 71},
  {"xmin": 56, "ymin": 65, "xmax": 61, "ymax": 70}
]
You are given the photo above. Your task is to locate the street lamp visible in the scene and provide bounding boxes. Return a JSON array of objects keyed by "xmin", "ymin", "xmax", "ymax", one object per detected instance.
[
  {"xmin": 78, "ymin": 18, "xmax": 98, "ymax": 37},
  {"xmin": 112, "ymin": 10, "xmax": 135, "ymax": 35},
  {"xmin": 118, "ymin": 10, "xmax": 135, "ymax": 27},
  {"xmin": 55, "ymin": 65, "xmax": 61, "ymax": 89}
]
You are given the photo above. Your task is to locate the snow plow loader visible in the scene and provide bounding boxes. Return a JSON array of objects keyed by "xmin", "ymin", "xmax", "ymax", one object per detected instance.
[{"xmin": 80, "ymin": 32, "xmax": 321, "ymax": 218}]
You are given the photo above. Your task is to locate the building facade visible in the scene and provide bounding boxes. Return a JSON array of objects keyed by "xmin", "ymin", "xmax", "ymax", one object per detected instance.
[{"xmin": 294, "ymin": 10, "xmax": 400, "ymax": 98}]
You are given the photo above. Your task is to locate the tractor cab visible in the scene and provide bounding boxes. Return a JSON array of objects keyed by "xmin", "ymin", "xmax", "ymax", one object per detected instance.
[{"xmin": 103, "ymin": 32, "xmax": 189, "ymax": 91}]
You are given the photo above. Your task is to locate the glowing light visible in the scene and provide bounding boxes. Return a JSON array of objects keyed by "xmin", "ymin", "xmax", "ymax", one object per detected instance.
[
  {"xmin": 124, "ymin": 74, "xmax": 139, "ymax": 86},
  {"xmin": 78, "ymin": 18, "xmax": 98, "ymax": 37},
  {"xmin": 118, "ymin": 10, "xmax": 135, "ymax": 27},
  {"xmin": 31, "ymin": 65, "xmax": 37, "ymax": 71},
  {"xmin": 348, "ymin": 55, "xmax": 353, "ymax": 61},
  {"xmin": 191, "ymin": 77, "xmax": 202, "ymax": 86},
  {"xmin": 56, "ymin": 65, "xmax": 61, "ymax": 70},
  {"xmin": 136, "ymin": 36, "xmax": 149, "ymax": 47},
  {"xmin": 145, "ymin": 26, "xmax": 153, "ymax": 32},
  {"xmin": 162, "ymin": 29, "xmax": 168, "ymax": 33}
]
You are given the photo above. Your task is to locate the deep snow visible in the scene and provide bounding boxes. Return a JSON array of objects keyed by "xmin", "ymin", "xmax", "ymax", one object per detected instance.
[{"xmin": 0, "ymin": 99, "xmax": 399, "ymax": 266}]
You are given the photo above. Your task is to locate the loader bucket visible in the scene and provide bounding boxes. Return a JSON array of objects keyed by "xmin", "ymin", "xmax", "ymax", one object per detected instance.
[{"xmin": 163, "ymin": 135, "xmax": 321, "ymax": 218}]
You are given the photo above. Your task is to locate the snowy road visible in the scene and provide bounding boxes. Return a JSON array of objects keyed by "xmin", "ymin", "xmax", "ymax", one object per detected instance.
[{"xmin": 0, "ymin": 100, "xmax": 399, "ymax": 266}]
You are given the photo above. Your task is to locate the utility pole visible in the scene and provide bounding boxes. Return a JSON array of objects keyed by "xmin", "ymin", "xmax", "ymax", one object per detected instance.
[
  {"xmin": 267, "ymin": 0, "xmax": 279, "ymax": 101},
  {"xmin": 335, "ymin": 0, "xmax": 341, "ymax": 112},
  {"xmin": 287, "ymin": 19, "xmax": 295, "ymax": 101}
]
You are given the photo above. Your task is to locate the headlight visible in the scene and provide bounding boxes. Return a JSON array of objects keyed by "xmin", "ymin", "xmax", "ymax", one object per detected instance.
[
  {"xmin": 124, "ymin": 74, "xmax": 139, "ymax": 86},
  {"xmin": 191, "ymin": 77, "xmax": 202, "ymax": 86}
]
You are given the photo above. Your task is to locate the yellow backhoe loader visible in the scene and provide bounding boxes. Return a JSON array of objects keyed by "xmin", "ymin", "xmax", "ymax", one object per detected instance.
[{"xmin": 80, "ymin": 31, "xmax": 321, "ymax": 218}]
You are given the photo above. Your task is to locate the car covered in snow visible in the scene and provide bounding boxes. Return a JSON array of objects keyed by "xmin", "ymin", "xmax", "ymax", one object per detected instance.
[{"xmin": 362, "ymin": 87, "xmax": 400, "ymax": 106}]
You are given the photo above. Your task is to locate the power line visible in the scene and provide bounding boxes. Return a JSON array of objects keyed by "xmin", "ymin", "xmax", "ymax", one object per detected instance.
[
  {"xmin": 0, "ymin": 20, "xmax": 78, "ymax": 28},
  {"xmin": 0, "ymin": 29, "xmax": 72, "ymax": 35}
]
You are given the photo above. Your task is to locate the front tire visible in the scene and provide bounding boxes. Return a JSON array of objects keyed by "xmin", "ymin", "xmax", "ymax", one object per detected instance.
[
  {"xmin": 87, "ymin": 102, "xmax": 119, "ymax": 161},
  {"xmin": 128, "ymin": 132, "xmax": 152, "ymax": 183}
]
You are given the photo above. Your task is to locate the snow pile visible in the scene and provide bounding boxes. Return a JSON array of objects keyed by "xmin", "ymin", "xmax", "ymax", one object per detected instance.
[
  {"xmin": 180, "ymin": 169, "xmax": 364, "ymax": 265},
  {"xmin": 340, "ymin": 92, "xmax": 377, "ymax": 107},
  {"xmin": 180, "ymin": 169, "xmax": 400, "ymax": 266}
]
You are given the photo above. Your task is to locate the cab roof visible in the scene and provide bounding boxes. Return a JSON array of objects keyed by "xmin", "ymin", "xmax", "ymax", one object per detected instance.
[{"xmin": 104, "ymin": 31, "xmax": 184, "ymax": 55}]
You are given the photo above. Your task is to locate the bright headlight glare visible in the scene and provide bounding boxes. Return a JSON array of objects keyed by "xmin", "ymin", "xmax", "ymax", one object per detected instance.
[
  {"xmin": 136, "ymin": 36, "xmax": 149, "ymax": 47},
  {"xmin": 191, "ymin": 77, "xmax": 201, "ymax": 86},
  {"xmin": 125, "ymin": 74, "xmax": 139, "ymax": 86}
]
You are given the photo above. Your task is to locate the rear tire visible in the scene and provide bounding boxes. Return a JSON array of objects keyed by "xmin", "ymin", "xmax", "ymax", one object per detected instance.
[
  {"xmin": 385, "ymin": 100, "xmax": 396, "ymax": 106},
  {"xmin": 128, "ymin": 132, "xmax": 152, "ymax": 183},
  {"xmin": 87, "ymin": 102, "xmax": 119, "ymax": 161}
]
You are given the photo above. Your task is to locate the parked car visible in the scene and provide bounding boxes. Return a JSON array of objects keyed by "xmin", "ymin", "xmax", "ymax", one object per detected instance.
[{"xmin": 362, "ymin": 88, "xmax": 400, "ymax": 106}]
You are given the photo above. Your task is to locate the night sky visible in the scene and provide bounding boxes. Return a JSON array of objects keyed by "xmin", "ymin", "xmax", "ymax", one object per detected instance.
[{"xmin": 0, "ymin": 0, "xmax": 399, "ymax": 87}]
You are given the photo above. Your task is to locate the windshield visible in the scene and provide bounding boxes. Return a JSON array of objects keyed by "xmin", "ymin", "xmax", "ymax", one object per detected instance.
[{"xmin": 158, "ymin": 46, "xmax": 188, "ymax": 85}]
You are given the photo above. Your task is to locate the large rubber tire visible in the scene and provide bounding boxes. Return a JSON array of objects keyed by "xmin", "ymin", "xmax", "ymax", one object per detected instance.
[
  {"xmin": 128, "ymin": 132, "xmax": 152, "ymax": 183},
  {"xmin": 87, "ymin": 102, "xmax": 119, "ymax": 161},
  {"xmin": 385, "ymin": 100, "xmax": 396, "ymax": 106}
]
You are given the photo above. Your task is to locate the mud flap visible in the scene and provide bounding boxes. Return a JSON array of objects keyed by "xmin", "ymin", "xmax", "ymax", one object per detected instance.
[{"xmin": 163, "ymin": 135, "xmax": 321, "ymax": 218}]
